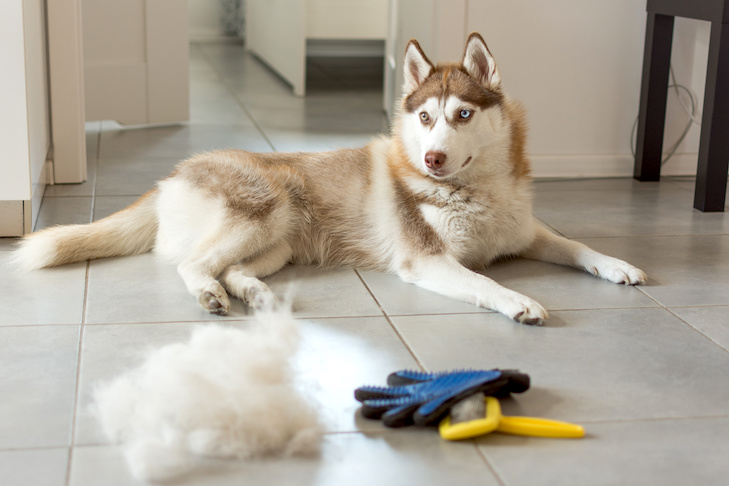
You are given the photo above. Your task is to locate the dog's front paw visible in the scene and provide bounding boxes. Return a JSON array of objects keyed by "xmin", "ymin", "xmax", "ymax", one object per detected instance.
[
  {"xmin": 589, "ymin": 257, "xmax": 647, "ymax": 286},
  {"xmin": 485, "ymin": 290, "xmax": 549, "ymax": 326}
]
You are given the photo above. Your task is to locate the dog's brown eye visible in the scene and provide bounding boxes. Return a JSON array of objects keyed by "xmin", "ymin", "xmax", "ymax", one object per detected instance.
[{"xmin": 420, "ymin": 112, "xmax": 430, "ymax": 123}]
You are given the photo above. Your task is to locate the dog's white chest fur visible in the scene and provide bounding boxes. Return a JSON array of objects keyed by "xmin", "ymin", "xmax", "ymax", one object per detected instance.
[{"xmin": 412, "ymin": 176, "xmax": 536, "ymax": 268}]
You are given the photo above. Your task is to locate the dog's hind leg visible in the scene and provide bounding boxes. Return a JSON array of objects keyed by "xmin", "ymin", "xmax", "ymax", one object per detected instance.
[
  {"xmin": 219, "ymin": 241, "xmax": 293, "ymax": 310},
  {"xmin": 521, "ymin": 222, "xmax": 647, "ymax": 285},
  {"xmin": 176, "ymin": 223, "xmax": 276, "ymax": 315}
]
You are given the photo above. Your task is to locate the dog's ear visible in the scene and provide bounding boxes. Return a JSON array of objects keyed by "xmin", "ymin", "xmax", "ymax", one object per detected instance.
[
  {"xmin": 462, "ymin": 33, "xmax": 501, "ymax": 90},
  {"xmin": 403, "ymin": 40, "xmax": 433, "ymax": 93}
]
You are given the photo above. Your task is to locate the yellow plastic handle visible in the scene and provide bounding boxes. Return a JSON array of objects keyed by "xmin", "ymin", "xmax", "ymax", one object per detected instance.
[{"xmin": 497, "ymin": 416, "xmax": 585, "ymax": 438}]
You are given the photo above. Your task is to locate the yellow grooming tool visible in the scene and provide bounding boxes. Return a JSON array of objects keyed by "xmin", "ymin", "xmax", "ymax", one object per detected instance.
[{"xmin": 439, "ymin": 395, "xmax": 585, "ymax": 441}]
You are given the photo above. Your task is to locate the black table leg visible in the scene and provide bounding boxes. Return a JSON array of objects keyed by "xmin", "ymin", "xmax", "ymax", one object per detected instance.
[
  {"xmin": 694, "ymin": 21, "xmax": 729, "ymax": 212},
  {"xmin": 634, "ymin": 13, "xmax": 675, "ymax": 182}
]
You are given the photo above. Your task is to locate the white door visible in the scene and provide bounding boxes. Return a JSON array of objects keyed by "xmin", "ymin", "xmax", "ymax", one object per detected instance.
[{"xmin": 82, "ymin": 0, "xmax": 190, "ymax": 125}]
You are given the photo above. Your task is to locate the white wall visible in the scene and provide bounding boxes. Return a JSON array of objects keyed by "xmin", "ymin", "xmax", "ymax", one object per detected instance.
[
  {"xmin": 389, "ymin": 0, "xmax": 710, "ymax": 178},
  {"xmin": 189, "ymin": 0, "xmax": 224, "ymax": 41}
]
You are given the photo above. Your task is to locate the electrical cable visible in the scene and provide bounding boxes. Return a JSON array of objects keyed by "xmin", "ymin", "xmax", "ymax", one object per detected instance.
[{"xmin": 631, "ymin": 65, "xmax": 701, "ymax": 166}]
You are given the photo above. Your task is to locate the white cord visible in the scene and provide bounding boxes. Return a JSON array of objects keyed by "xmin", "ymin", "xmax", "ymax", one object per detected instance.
[{"xmin": 631, "ymin": 65, "xmax": 701, "ymax": 165}]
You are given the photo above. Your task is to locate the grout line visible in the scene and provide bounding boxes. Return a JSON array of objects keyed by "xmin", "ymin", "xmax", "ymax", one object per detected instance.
[
  {"xmin": 0, "ymin": 445, "xmax": 70, "ymax": 453},
  {"xmin": 665, "ymin": 303, "xmax": 729, "ymax": 309},
  {"xmin": 354, "ymin": 269, "xmax": 427, "ymax": 371},
  {"xmin": 197, "ymin": 44, "xmax": 277, "ymax": 152},
  {"xmin": 474, "ymin": 444, "xmax": 508, "ymax": 486},
  {"xmin": 629, "ymin": 279, "xmax": 729, "ymax": 356},
  {"xmin": 93, "ymin": 122, "xmax": 101, "ymax": 197},
  {"xmin": 65, "ymin": 261, "xmax": 91, "ymax": 486},
  {"xmin": 573, "ymin": 232, "xmax": 729, "ymax": 240},
  {"xmin": 665, "ymin": 307, "xmax": 729, "ymax": 355},
  {"xmin": 568, "ymin": 414, "xmax": 729, "ymax": 425},
  {"xmin": 535, "ymin": 217, "xmax": 567, "ymax": 238},
  {"xmin": 88, "ymin": 122, "xmax": 101, "ymax": 222}
]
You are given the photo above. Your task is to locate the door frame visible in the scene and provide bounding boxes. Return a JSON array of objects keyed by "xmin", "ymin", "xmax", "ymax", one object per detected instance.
[{"xmin": 47, "ymin": 0, "xmax": 87, "ymax": 184}]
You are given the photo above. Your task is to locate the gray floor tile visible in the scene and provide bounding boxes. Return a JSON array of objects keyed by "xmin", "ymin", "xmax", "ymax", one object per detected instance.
[
  {"xmin": 533, "ymin": 184, "xmax": 729, "ymax": 237},
  {"xmin": 0, "ymin": 325, "xmax": 79, "ymax": 448},
  {"xmin": 98, "ymin": 123, "xmax": 272, "ymax": 159},
  {"xmin": 263, "ymin": 129, "xmax": 383, "ymax": 153},
  {"xmin": 390, "ymin": 308, "xmax": 729, "ymax": 422},
  {"xmin": 189, "ymin": 44, "xmax": 218, "ymax": 75},
  {"xmin": 533, "ymin": 177, "xmax": 683, "ymax": 193},
  {"xmin": 264, "ymin": 266, "xmax": 383, "ymax": 318},
  {"xmin": 200, "ymin": 43, "xmax": 272, "ymax": 81},
  {"xmin": 70, "ymin": 431, "xmax": 499, "ymax": 486},
  {"xmin": 189, "ymin": 97, "xmax": 257, "ymax": 126},
  {"xmin": 85, "ymin": 254, "xmax": 252, "ymax": 324},
  {"xmin": 669, "ymin": 177, "xmax": 729, "ymax": 200},
  {"xmin": 74, "ymin": 322, "xmax": 199, "ymax": 446},
  {"xmin": 0, "ymin": 448, "xmax": 68, "ymax": 486},
  {"xmin": 478, "ymin": 417, "xmax": 729, "ymax": 486},
  {"xmin": 92, "ymin": 196, "xmax": 140, "ymax": 221},
  {"xmin": 581, "ymin": 235, "xmax": 729, "ymax": 307},
  {"xmin": 35, "ymin": 196, "xmax": 93, "ymax": 230},
  {"xmin": 671, "ymin": 305, "xmax": 729, "ymax": 351},
  {"xmin": 189, "ymin": 75, "xmax": 239, "ymax": 103},
  {"xmin": 0, "ymin": 237, "xmax": 18, "ymax": 251},
  {"xmin": 95, "ymin": 157, "xmax": 178, "ymax": 196},
  {"xmin": 246, "ymin": 96, "xmax": 387, "ymax": 131},
  {"xmin": 294, "ymin": 317, "xmax": 418, "ymax": 432},
  {"xmin": 0, "ymin": 253, "xmax": 86, "ymax": 326}
]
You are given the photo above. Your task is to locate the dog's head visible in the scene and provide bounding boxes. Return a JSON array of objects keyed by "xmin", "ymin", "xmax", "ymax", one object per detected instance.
[{"xmin": 398, "ymin": 33, "xmax": 511, "ymax": 180}]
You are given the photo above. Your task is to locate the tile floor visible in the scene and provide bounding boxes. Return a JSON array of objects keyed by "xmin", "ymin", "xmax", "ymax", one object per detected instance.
[{"xmin": 1, "ymin": 43, "xmax": 729, "ymax": 486}]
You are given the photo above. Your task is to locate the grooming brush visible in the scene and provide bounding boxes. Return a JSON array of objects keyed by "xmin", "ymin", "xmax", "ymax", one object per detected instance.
[{"xmin": 439, "ymin": 393, "xmax": 585, "ymax": 441}]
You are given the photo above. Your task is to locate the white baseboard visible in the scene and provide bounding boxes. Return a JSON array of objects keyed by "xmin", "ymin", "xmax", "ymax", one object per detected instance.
[
  {"xmin": 306, "ymin": 39, "xmax": 385, "ymax": 57},
  {"xmin": 189, "ymin": 29, "xmax": 242, "ymax": 44},
  {"xmin": 0, "ymin": 201, "xmax": 24, "ymax": 237},
  {"xmin": 531, "ymin": 153, "xmax": 698, "ymax": 179}
]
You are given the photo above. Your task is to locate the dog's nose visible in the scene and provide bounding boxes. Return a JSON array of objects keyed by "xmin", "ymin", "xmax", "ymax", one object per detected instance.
[{"xmin": 424, "ymin": 151, "xmax": 447, "ymax": 169}]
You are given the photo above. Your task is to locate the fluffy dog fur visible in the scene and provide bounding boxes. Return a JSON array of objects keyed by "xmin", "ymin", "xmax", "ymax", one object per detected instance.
[{"xmin": 92, "ymin": 310, "xmax": 321, "ymax": 482}]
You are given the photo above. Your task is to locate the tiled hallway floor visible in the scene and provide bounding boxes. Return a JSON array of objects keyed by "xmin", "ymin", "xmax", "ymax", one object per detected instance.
[{"xmin": 2, "ymin": 43, "xmax": 729, "ymax": 486}]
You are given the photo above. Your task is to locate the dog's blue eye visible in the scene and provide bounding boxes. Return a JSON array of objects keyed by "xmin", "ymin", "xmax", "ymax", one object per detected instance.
[{"xmin": 459, "ymin": 109, "xmax": 472, "ymax": 119}]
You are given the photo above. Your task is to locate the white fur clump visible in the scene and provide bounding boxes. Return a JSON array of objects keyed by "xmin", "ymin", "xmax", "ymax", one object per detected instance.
[{"xmin": 92, "ymin": 310, "xmax": 322, "ymax": 482}]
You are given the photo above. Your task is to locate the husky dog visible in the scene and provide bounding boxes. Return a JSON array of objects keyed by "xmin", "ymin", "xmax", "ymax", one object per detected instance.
[{"xmin": 13, "ymin": 33, "xmax": 646, "ymax": 325}]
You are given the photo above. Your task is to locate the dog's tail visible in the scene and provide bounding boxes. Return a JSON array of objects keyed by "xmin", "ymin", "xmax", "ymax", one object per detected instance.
[{"xmin": 12, "ymin": 189, "xmax": 159, "ymax": 270}]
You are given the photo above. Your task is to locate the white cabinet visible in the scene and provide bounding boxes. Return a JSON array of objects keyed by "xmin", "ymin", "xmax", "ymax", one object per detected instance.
[{"xmin": 0, "ymin": 0, "xmax": 51, "ymax": 236}]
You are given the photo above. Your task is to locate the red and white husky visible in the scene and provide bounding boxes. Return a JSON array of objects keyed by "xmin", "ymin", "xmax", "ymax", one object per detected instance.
[{"xmin": 13, "ymin": 33, "xmax": 646, "ymax": 325}]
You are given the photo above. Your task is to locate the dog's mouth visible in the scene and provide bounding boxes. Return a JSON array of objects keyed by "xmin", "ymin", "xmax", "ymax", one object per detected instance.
[
  {"xmin": 425, "ymin": 157, "xmax": 472, "ymax": 178},
  {"xmin": 427, "ymin": 168, "xmax": 448, "ymax": 178}
]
